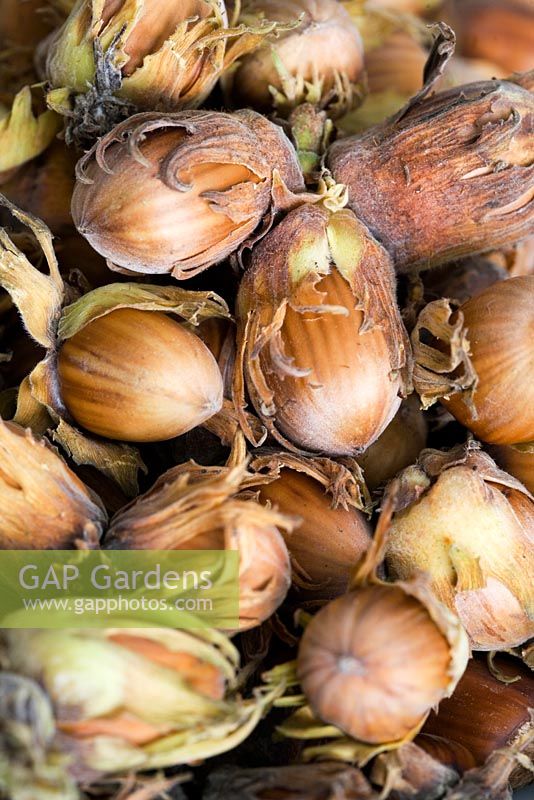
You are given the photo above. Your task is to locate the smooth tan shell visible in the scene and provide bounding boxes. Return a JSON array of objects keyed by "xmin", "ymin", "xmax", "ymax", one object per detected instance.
[
  {"xmin": 444, "ymin": 277, "xmax": 534, "ymax": 445},
  {"xmin": 297, "ymin": 586, "xmax": 452, "ymax": 744},
  {"xmin": 259, "ymin": 469, "xmax": 372, "ymax": 597},
  {"xmin": 261, "ymin": 270, "xmax": 402, "ymax": 455},
  {"xmin": 57, "ymin": 308, "xmax": 223, "ymax": 442}
]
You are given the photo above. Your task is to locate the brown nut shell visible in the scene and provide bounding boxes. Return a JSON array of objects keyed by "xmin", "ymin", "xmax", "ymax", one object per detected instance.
[{"xmin": 57, "ymin": 308, "xmax": 223, "ymax": 442}]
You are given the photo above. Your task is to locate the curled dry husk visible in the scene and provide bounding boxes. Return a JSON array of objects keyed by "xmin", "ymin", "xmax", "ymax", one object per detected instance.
[
  {"xmin": 412, "ymin": 277, "xmax": 534, "ymax": 445},
  {"xmin": 233, "ymin": 201, "xmax": 411, "ymax": 456},
  {"xmin": 104, "ymin": 447, "xmax": 294, "ymax": 632},
  {"xmin": 0, "ymin": 197, "xmax": 230, "ymax": 494},
  {"xmin": 264, "ymin": 488, "xmax": 469, "ymax": 765},
  {"xmin": 386, "ymin": 441, "xmax": 534, "ymax": 650},
  {"xmin": 440, "ymin": 0, "xmax": 534, "ymax": 74},
  {"xmin": 423, "ymin": 654, "xmax": 534, "ymax": 789},
  {"xmin": 225, "ymin": 0, "xmax": 364, "ymax": 118},
  {"xmin": 0, "ymin": 87, "xmax": 61, "ymax": 177},
  {"xmin": 204, "ymin": 762, "xmax": 378, "ymax": 799},
  {"xmin": 72, "ymin": 109, "xmax": 305, "ymax": 279},
  {"xmin": 357, "ymin": 395, "xmax": 427, "ymax": 490},
  {"xmin": 328, "ymin": 26, "xmax": 534, "ymax": 272},
  {"xmin": 44, "ymin": 0, "xmax": 289, "ymax": 140},
  {"xmin": 489, "ymin": 443, "xmax": 534, "ymax": 494},
  {"xmin": 0, "ymin": 626, "xmax": 285, "ymax": 792},
  {"xmin": 0, "ymin": 418, "xmax": 107, "ymax": 549},
  {"xmin": 248, "ymin": 448, "xmax": 372, "ymax": 600}
]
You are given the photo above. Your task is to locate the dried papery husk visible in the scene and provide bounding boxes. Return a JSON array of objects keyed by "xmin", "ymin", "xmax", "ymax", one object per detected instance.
[
  {"xmin": 267, "ymin": 488, "xmax": 469, "ymax": 764},
  {"xmin": 44, "ymin": 0, "xmax": 289, "ymax": 141},
  {"xmin": 0, "ymin": 672, "xmax": 80, "ymax": 800},
  {"xmin": 0, "ymin": 197, "xmax": 230, "ymax": 492},
  {"xmin": 423, "ymin": 655, "xmax": 534, "ymax": 789},
  {"xmin": 0, "ymin": 141, "xmax": 77, "ymax": 236},
  {"xmin": 357, "ymin": 395, "xmax": 427, "ymax": 490},
  {"xmin": 248, "ymin": 450, "xmax": 372, "ymax": 600},
  {"xmin": 489, "ymin": 444, "xmax": 534, "ymax": 495},
  {"xmin": 2, "ymin": 626, "xmax": 285, "ymax": 779},
  {"xmin": 412, "ymin": 277, "xmax": 534, "ymax": 444},
  {"xmin": 423, "ymin": 256, "xmax": 508, "ymax": 306},
  {"xmin": 386, "ymin": 442, "xmax": 534, "ymax": 650},
  {"xmin": 328, "ymin": 27, "xmax": 534, "ymax": 273},
  {"xmin": 104, "ymin": 458, "xmax": 294, "ymax": 631},
  {"xmin": 0, "ymin": 86, "xmax": 61, "ymax": 174},
  {"xmin": 72, "ymin": 109, "xmax": 305, "ymax": 279},
  {"xmin": 225, "ymin": 0, "xmax": 364, "ymax": 118},
  {"xmin": 370, "ymin": 739, "xmax": 464, "ymax": 800},
  {"xmin": 0, "ymin": 418, "xmax": 107, "ymax": 548},
  {"xmin": 204, "ymin": 762, "xmax": 378, "ymax": 799},
  {"xmin": 233, "ymin": 202, "xmax": 411, "ymax": 456},
  {"xmin": 440, "ymin": 0, "xmax": 534, "ymax": 74}
]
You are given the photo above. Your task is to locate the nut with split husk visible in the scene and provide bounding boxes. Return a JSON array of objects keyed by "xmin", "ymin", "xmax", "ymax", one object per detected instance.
[
  {"xmin": 0, "ymin": 418, "xmax": 106, "ymax": 549},
  {"xmin": 1, "ymin": 626, "xmax": 285, "ymax": 788},
  {"xmin": 386, "ymin": 442, "xmax": 534, "ymax": 650},
  {"xmin": 225, "ymin": 0, "xmax": 364, "ymax": 118},
  {"xmin": 233, "ymin": 201, "xmax": 411, "ymax": 456},
  {"xmin": 0, "ymin": 198, "xmax": 231, "ymax": 493},
  {"xmin": 267, "ymin": 490, "xmax": 469, "ymax": 764},
  {"xmin": 412, "ymin": 277, "xmax": 534, "ymax": 445},
  {"xmin": 43, "ymin": 0, "xmax": 286, "ymax": 142},
  {"xmin": 104, "ymin": 453, "xmax": 294, "ymax": 631},
  {"xmin": 423, "ymin": 654, "xmax": 534, "ymax": 789},
  {"xmin": 249, "ymin": 449, "xmax": 372, "ymax": 601},
  {"xmin": 72, "ymin": 109, "xmax": 304, "ymax": 279},
  {"xmin": 328, "ymin": 26, "xmax": 534, "ymax": 273}
]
